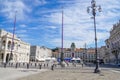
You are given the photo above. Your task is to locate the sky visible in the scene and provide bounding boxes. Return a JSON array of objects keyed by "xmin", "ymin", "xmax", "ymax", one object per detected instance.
[{"xmin": 0, "ymin": 0, "xmax": 120, "ymax": 49}]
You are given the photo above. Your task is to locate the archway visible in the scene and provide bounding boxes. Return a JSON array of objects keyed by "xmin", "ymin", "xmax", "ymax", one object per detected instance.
[
  {"xmin": 6, "ymin": 54, "xmax": 9, "ymax": 63},
  {"xmin": 1, "ymin": 53, "xmax": 4, "ymax": 62}
]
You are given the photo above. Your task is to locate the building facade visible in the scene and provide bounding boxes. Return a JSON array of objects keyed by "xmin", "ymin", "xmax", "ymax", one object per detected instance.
[
  {"xmin": 86, "ymin": 48, "xmax": 96, "ymax": 62},
  {"xmin": 52, "ymin": 43, "xmax": 97, "ymax": 62},
  {"xmin": 0, "ymin": 29, "xmax": 30, "ymax": 63},
  {"xmin": 30, "ymin": 46, "xmax": 52, "ymax": 62},
  {"xmin": 105, "ymin": 20, "xmax": 120, "ymax": 64},
  {"xmin": 99, "ymin": 46, "xmax": 110, "ymax": 63}
]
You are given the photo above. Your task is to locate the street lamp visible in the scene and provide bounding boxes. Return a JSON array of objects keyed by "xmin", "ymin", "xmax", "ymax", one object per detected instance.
[{"xmin": 87, "ymin": 0, "xmax": 101, "ymax": 73}]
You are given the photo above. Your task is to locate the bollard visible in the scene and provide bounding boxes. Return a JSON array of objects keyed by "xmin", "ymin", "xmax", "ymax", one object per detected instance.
[
  {"xmin": 9, "ymin": 63, "xmax": 10, "ymax": 66},
  {"xmin": 51, "ymin": 64, "xmax": 54, "ymax": 71},
  {"xmin": 47, "ymin": 63, "xmax": 48, "ymax": 67},
  {"xmin": 39, "ymin": 64, "xmax": 42, "ymax": 69},
  {"xmin": 23, "ymin": 63, "xmax": 25, "ymax": 66},
  {"xmin": 81, "ymin": 63, "xmax": 83, "ymax": 68},
  {"xmin": 35, "ymin": 63, "xmax": 37, "ymax": 67},
  {"xmin": 4, "ymin": 63, "xmax": 6, "ymax": 68},
  {"xmin": 15, "ymin": 63, "xmax": 18, "ymax": 68},
  {"xmin": 74, "ymin": 64, "xmax": 76, "ymax": 67},
  {"xmin": 27, "ymin": 63, "xmax": 29, "ymax": 69},
  {"xmin": 11, "ymin": 63, "xmax": 13, "ymax": 67},
  {"xmin": 55, "ymin": 64, "xmax": 57, "ymax": 67},
  {"xmin": 67, "ymin": 63, "xmax": 69, "ymax": 66},
  {"xmin": 44, "ymin": 64, "xmax": 45, "ymax": 67}
]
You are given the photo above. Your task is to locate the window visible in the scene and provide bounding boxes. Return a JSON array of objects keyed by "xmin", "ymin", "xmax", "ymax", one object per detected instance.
[
  {"xmin": 1, "ymin": 53, "xmax": 4, "ymax": 60},
  {"xmin": 2, "ymin": 40, "xmax": 5, "ymax": 49}
]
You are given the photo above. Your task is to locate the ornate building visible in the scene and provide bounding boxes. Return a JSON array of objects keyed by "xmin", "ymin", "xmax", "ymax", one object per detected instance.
[
  {"xmin": 99, "ymin": 46, "xmax": 110, "ymax": 63},
  {"xmin": 105, "ymin": 20, "xmax": 120, "ymax": 64},
  {"xmin": 52, "ymin": 43, "xmax": 97, "ymax": 62},
  {"xmin": 0, "ymin": 29, "xmax": 30, "ymax": 63},
  {"xmin": 86, "ymin": 48, "xmax": 96, "ymax": 62}
]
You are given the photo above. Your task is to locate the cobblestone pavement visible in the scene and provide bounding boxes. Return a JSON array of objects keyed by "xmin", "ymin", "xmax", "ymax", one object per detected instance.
[
  {"xmin": 17, "ymin": 67, "xmax": 120, "ymax": 80},
  {"xmin": 0, "ymin": 68, "xmax": 47, "ymax": 80}
]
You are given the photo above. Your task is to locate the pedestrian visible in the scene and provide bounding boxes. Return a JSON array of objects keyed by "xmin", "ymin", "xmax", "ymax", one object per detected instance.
[
  {"xmin": 81, "ymin": 61, "xmax": 84, "ymax": 68},
  {"xmin": 51, "ymin": 64, "xmax": 54, "ymax": 71},
  {"xmin": 47, "ymin": 63, "xmax": 48, "ymax": 67},
  {"xmin": 35, "ymin": 63, "xmax": 37, "ymax": 67}
]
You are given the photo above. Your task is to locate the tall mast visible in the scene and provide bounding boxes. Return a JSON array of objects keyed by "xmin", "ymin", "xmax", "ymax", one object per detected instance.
[
  {"xmin": 60, "ymin": 7, "xmax": 64, "ymax": 64},
  {"xmin": 61, "ymin": 8, "xmax": 64, "ymax": 53},
  {"xmin": 10, "ymin": 11, "xmax": 17, "ymax": 60}
]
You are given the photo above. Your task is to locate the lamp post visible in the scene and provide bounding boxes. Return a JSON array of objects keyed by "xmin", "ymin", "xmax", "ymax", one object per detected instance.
[{"xmin": 87, "ymin": 0, "xmax": 101, "ymax": 73}]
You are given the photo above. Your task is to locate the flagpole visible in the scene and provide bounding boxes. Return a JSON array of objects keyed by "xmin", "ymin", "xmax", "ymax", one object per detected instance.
[
  {"xmin": 10, "ymin": 11, "xmax": 17, "ymax": 61},
  {"xmin": 60, "ymin": 7, "xmax": 64, "ymax": 67},
  {"xmin": 62, "ymin": 8, "xmax": 63, "ymax": 55}
]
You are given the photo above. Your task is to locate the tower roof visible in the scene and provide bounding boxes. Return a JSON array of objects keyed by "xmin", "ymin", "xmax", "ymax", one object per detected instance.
[{"xmin": 71, "ymin": 42, "xmax": 76, "ymax": 48}]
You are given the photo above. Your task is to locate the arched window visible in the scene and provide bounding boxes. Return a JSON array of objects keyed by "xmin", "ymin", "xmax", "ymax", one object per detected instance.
[
  {"xmin": 8, "ymin": 41, "xmax": 11, "ymax": 50},
  {"xmin": 11, "ymin": 42, "xmax": 15, "ymax": 50},
  {"xmin": 6, "ymin": 54, "xmax": 9, "ymax": 63},
  {"xmin": 2, "ymin": 40, "xmax": 6, "ymax": 49},
  {"xmin": 1, "ymin": 53, "xmax": 4, "ymax": 60}
]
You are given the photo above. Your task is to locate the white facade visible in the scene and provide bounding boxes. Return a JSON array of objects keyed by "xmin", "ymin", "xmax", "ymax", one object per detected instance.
[
  {"xmin": 105, "ymin": 20, "xmax": 120, "ymax": 64},
  {"xmin": 105, "ymin": 39, "xmax": 114, "ymax": 63},
  {"xmin": 30, "ymin": 46, "xmax": 52, "ymax": 62},
  {"xmin": 99, "ymin": 46, "xmax": 110, "ymax": 63},
  {"xmin": 0, "ymin": 29, "xmax": 30, "ymax": 63}
]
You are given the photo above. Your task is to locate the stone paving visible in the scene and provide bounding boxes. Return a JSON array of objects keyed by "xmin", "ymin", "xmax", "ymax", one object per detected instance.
[
  {"xmin": 17, "ymin": 67, "xmax": 120, "ymax": 80},
  {"xmin": 0, "ymin": 67, "xmax": 47, "ymax": 80},
  {"xmin": 1, "ymin": 63, "xmax": 120, "ymax": 80}
]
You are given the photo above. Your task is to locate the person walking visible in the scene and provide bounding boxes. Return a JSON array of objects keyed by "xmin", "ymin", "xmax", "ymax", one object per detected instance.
[{"xmin": 81, "ymin": 61, "xmax": 84, "ymax": 68}]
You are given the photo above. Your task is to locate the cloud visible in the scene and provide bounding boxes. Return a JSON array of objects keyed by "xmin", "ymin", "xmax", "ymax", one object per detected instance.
[
  {"xmin": 0, "ymin": 0, "xmax": 120, "ymax": 48},
  {"xmin": 28, "ymin": 27, "xmax": 40, "ymax": 30},
  {"xmin": 43, "ymin": 0, "xmax": 120, "ymax": 48},
  {"xmin": 0, "ymin": 0, "xmax": 31, "ymax": 21},
  {"xmin": 19, "ymin": 24, "xmax": 27, "ymax": 28},
  {"xmin": 33, "ymin": 0, "xmax": 47, "ymax": 6},
  {"xmin": 16, "ymin": 30, "xmax": 27, "ymax": 33}
]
